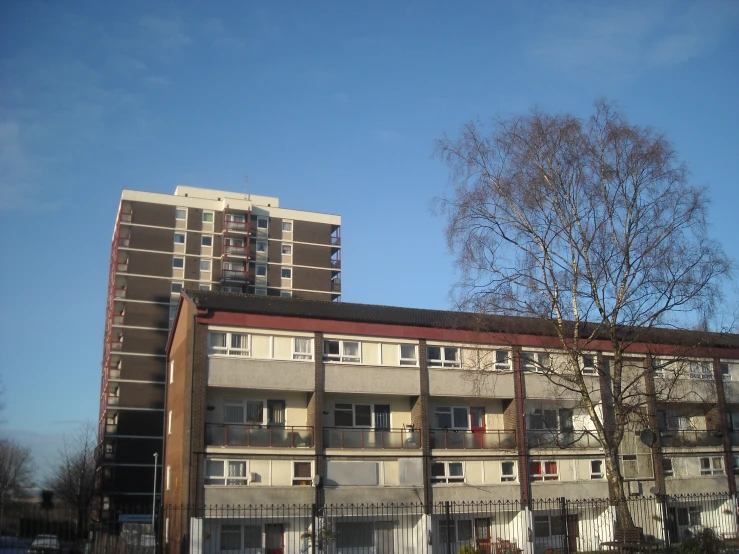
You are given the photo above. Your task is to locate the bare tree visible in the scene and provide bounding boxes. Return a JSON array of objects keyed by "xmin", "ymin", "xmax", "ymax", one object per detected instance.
[
  {"xmin": 0, "ymin": 438, "xmax": 34, "ymax": 495},
  {"xmin": 436, "ymin": 100, "xmax": 731, "ymax": 526},
  {"xmin": 47, "ymin": 423, "xmax": 96, "ymax": 539}
]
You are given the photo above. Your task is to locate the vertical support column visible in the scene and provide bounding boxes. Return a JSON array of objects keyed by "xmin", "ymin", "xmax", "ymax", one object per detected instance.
[
  {"xmin": 712, "ymin": 357, "xmax": 736, "ymax": 496},
  {"xmin": 418, "ymin": 339, "xmax": 432, "ymax": 512},
  {"xmin": 512, "ymin": 347, "xmax": 530, "ymax": 506},
  {"xmin": 643, "ymin": 355, "xmax": 666, "ymax": 494},
  {"xmin": 313, "ymin": 332, "xmax": 326, "ymax": 507}
]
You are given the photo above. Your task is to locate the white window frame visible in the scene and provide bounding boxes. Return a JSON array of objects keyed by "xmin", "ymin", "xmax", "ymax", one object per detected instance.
[
  {"xmin": 204, "ymin": 458, "xmax": 249, "ymax": 486},
  {"xmin": 202, "ymin": 211, "xmax": 214, "ymax": 223},
  {"xmin": 427, "ymin": 346, "xmax": 460, "ymax": 368},
  {"xmin": 172, "ymin": 257, "xmax": 184, "ymax": 269},
  {"xmin": 430, "ymin": 461, "xmax": 464, "ymax": 483},
  {"xmin": 292, "ymin": 337, "xmax": 313, "ymax": 360},
  {"xmin": 663, "ymin": 458, "xmax": 674, "ymax": 478},
  {"xmin": 222, "ymin": 397, "xmax": 274, "ymax": 425},
  {"xmin": 225, "ymin": 212, "xmax": 246, "ymax": 223},
  {"xmin": 201, "ymin": 235, "xmax": 213, "ymax": 247},
  {"xmin": 581, "ymin": 354, "xmax": 597, "ymax": 375},
  {"xmin": 438, "ymin": 519, "xmax": 474, "ymax": 543},
  {"xmin": 534, "ymin": 514, "xmax": 565, "ymax": 538},
  {"xmin": 256, "ymin": 240, "xmax": 268, "ymax": 253},
  {"xmin": 292, "ymin": 460, "xmax": 313, "ymax": 486},
  {"xmin": 434, "ymin": 406, "xmax": 469, "ymax": 430},
  {"xmin": 281, "ymin": 243, "xmax": 293, "ymax": 256},
  {"xmin": 280, "ymin": 290, "xmax": 292, "ymax": 298},
  {"xmin": 699, "ymin": 456, "xmax": 723, "ymax": 476},
  {"xmin": 281, "ymin": 267, "xmax": 292, "ymax": 280},
  {"xmin": 255, "ymin": 264, "xmax": 267, "ymax": 277},
  {"xmin": 399, "ymin": 344, "xmax": 418, "ymax": 366},
  {"xmin": 501, "ymin": 460, "xmax": 517, "ymax": 482},
  {"xmin": 198, "ymin": 283, "xmax": 211, "ymax": 291},
  {"xmin": 492, "ymin": 349, "xmax": 512, "ymax": 371},
  {"xmin": 171, "ymin": 282, "xmax": 183, "ymax": 294},
  {"xmin": 590, "ymin": 459, "xmax": 604, "ymax": 479},
  {"xmin": 282, "ymin": 220, "xmax": 293, "ymax": 232},
  {"xmin": 334, "ymin": 403, "xmax": 373, "ymax": 428},
  {"xmin": 208, "ymin": 331, "xmax": 251, "ymax": 357},
  {"xmin": 522, "ymin": 351, "xmax": 551, "ymax": 372},
  {"xmin": 175, "ymin": 207, "xmax": 187, "ymax": 220},
  {"xmin": 255, "ymin": 288, "xmax": 268, "ymax": 296},
  {"xmin": 173, "ymin": 232, "xmax": 186, "ymax": 244},
  {"xmin": 257, "ymin": 217, "xmax": 269, "ymax": 229},
  {"xmin": 721, "ymin": 362, "xmax": 732, "ymax": 381},
  {"xmin": 689, "ymin": 361, "xmax": 712, "ymax": 380},
  {"xmin": 530, "ymin": 460, "xmax": 559, "ymax": 481},
  {"xmin": 199, "ymin": 259, "xmax": 212, "ymax": 272},
  {"xmin": 223, "ymin": 260, "xmax": 245, "ymax": 272},
  {"xmin": 323, "ymin": 339, "xmax": 361, "ymax": 363}
]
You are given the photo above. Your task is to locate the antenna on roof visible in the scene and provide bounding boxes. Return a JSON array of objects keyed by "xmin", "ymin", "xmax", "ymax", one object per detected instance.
[{"xmin": 243, "ymin": 175, "xmax": 251, "ymax": 201}]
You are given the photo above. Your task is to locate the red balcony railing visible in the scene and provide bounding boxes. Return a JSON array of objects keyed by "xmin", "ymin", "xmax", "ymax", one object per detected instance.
[
  {"xmin": 323, "ymin": 428, "xmax": 420, "ymax": 449},
  {"xmin": 206, "ymin": 424, "xmax": 314, "ymax": 448},
  {"xmin": 660, "ymin": 429, "xmax": 723, "ymax": 447},
  {"xmin": 430, "ymin": 429, "xmax": 516, "ymax": 449}
]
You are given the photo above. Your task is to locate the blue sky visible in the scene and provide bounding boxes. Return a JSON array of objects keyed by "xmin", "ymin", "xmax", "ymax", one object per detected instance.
[{"xmin": 1, "ymin": 0, "xmax": 738, "ymax": 478}]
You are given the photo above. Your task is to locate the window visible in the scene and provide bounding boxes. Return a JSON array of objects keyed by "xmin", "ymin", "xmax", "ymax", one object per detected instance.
[
  {"xmin": 169, "ymin": 305, "xmax": 177, "ymax": 321},
  {"xmin": 494, "ymin": 349, "xmax": 512, "ymax": 371},
  {"xmin": 399, "ymin": 344, "xmax": 418, "ymax": 366},
  {"xmin": 435, "ymin": 407, "xmax": 469, "ymax": 429},
  {"xmin": 222, "ymin": 285, "xmax": 242, "ymax": 293},
  {"xmin": 439, "ymin": 520, "xmax": 473, "ymax": 542},
  {"xmin": 169, "ymin": 361, "xmax": 174, "ymax": 384},
  {"xmin": 255, "ymin": 288, "xmax": 268, "ymax": 296},
  {"xmin": 167, "ymin": 411, "xmax": 172, "ymax": 434},
  {"xmin": 201, "ymin": 235, "xmax": 213, "ymax": 247},
  {"xmin": 663, "ymin": 458, "xmax": 674, "ymax": 478},
  {"xmin": 223, "ymin": 261, "xmax": 245, "ymax": 273},
  {"xmin": 209, "ymin": 331, "xmax": 250, "ymax": 356},
  {"xmin": 528, "ymin": 409, "xmax": 559, "ymax": 431},
  {"xmin": 733, "ymin": 456, "xmax": 739, "ymax": 476},
  {"xmin": 282, "ymin": 220, "xmax": 293, "ymax": 232},
  {"xmin": 280, "ymin": 290, "xmax": 292, "ymax": 298},
  {"xmin": 257, "ymin": 217, "xmax": 268, "ymax": 229},
  {"xmin": 281, "ymin": 243, "xmax": 292, "ymax": 255},
  {"xmin": 676, "ymin": 506, "xmax": 702, "ymax": 527},
  {"xmin": 431, "ymin": 461, "xmax": 464, "ymax": 483},
  {"xmin": 699, "ymin": 456, "xmax": 723, "ymax": 476},
  {"xmin": 651, "ymin": 357, "xmax": 666, "ymax": 378},
  {"xmin": 202, "ymin": 212, "xmax": 214, "ymax": 223},
  {"xmin": 174, "ymin": 233, "xmax": 185, "ymax": 244},
  {"xmin": 198, "ymin": 283, "xmax": 211, "ymax": 291},
  {"xmin": 501, "ymin": 461, "xmax": 517, "ymax": 482},
  {"xmin": 166, "ymin": 466, "xmax": 170, "ymax": 490},
  {"xmin": 621, "ymin": 454, "xmax": 639, "ymax": 479},
  {"xmin": 243, "ymin": 526, "xmax": 261, "ymax": 548},
  {"xmin": 200, "ymin": 259, "xmax": 211, "ymax": 271},
  {"xmin": 205, "ymin": 459, "xmax": 248, "ymax": 486},
  {"xmin": 530, "ymin": 461, "xmax": 558, "ymax": 481},
  {"xmin": 281, "ymin": 267, "xmax": 292, "ymax": 279},
  {"xmin": 337, "ymin": 522, "xmax": 373, "ymax": 548},
  {"xmin": 226, "ymin": 213, "xmax": 246, "ymax": 223},
  {"xmin": 689, "ymin": 361, "xmax": 712, "ymax": 380},
  {"xmin": 293, "ymin": 338, "xmax": 313, "ymax": 360},
  {"xmin": 581, "ymin": 355, "xmax": 596, "ymax": 375},
  {"xmin": 220, "ymin": 524, "xmax": 241, "ymax": 549},
  {"xmin": 323, "ymin": 340, "xmax": 361, "ymax": 363},
  {"xmin": 590, "ymin": 460, "xmax": 604, "ymax": 479},
  {"xmin": 256, "ymin": 264, "xmax": 267, "ymax": 277},
  {"xmin": 722, "ymin": 362, "xmax": 731, "ymax": 380},
  {"xmin": 427, "ymin": 346, "xmax": 460, "ymax": 368},
  {"xmin": 335, "ymin": 404, "xmax": 372, "ymax": 427},
  {"xmin": 171, "ymin": 282, "xmax": 183, "ymax": 294},
  {"xmin": 175, "ymin": 208, "xmax": 187, "ymax": 220},
  {"xmin": 534, "ymin": 515, "xmax": 564, "ymax": 537},
  {"xmin": 256, "ymin": 240, "xmax": 268, "ymax": 253},
  {"xmin": 293, "ymin": 461, "xmax": 312, "ymax": 485},
  {"xmin": 224, "ymin": 398, "xmax": 265, "ymax": 425},
  {"xmin": 522, "ymin": 352, "xmax": 551, "ymax": 372},
  {"xmin": 173, "ymin": 257, "xmax": 184, "ymax": 269}
]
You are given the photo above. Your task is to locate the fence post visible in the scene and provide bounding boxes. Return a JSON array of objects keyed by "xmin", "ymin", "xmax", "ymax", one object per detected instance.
[
  {"xmin": 560, "ymin": 497, "xmax": 570, "ymax": 554},
  {"xmin": 658, "ymin": 493, "xmax": 671, "ymax": 554},
  {"xmin": 311, "ymin": 503, "xmax": 317, "ymax": 554},
  {"xmin": 445, "ymin": 501, "xmax": 452, "ymax": 554}
]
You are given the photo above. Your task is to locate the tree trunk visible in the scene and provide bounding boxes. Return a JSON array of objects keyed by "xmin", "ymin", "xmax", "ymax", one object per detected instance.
[{"xmin": 604, "ymin": 447, "xmax": 635, "ymax": 529}]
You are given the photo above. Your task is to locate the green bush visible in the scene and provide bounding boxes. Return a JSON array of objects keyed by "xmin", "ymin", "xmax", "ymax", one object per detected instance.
[
  {"xmin": 681, "ymin": 528, "xmax": 721, "ymax": 554},
  {"xmin": 459, "ymin": 544, "xmax": 483, "ymax": 554}
]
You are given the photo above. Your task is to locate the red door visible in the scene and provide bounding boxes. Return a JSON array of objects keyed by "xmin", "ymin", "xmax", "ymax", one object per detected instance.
[
  {"xmin": 470, "ymin": 407, "xmax": 486, "ymax": 448},
  {"xmin": 265, "ymin": 524, "xmax": 284, "ymax": 554},
  {"xmin": 475, "ymin": 518, "xmax": 492, "ymax": 554}
]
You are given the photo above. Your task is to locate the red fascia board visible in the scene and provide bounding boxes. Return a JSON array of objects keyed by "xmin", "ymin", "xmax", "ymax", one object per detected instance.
[{"xmin": 196, "ymin": 311, "xmax": 739, "ymax": 359}]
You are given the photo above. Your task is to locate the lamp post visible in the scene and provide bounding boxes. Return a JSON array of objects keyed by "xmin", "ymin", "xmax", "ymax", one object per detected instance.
[{"xmin": 152, "ymin": 452, "xmax": 158, "ymax": 528}]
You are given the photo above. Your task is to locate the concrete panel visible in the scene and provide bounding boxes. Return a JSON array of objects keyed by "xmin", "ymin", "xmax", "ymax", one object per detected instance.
[
  {"xmin": 208, "ymin": 358, "xmax": 315, "ymax": 391},
  {"xmin": 665, "ymin": 476, "xmax": 728, "ymax": 495},
  {"xmin": 204, "ymin": 486, "xmax": 314, "ymax": 506},
  {"xmin": 326, "ymin": 461, "xmax": 379, "ymax": 486},
  {"xmin": 325, "ymin": 365, "xmax": 420, "ymax": 395},
  {"xmin": 724, "ymin": 381, "xmax": 739, "ymax": 404},
  {"xmin": 130, "ymin": 201, "xmax": 175, "ymax": 227},
  {"xmin": 429, "ymin": 369, "xmax": 514, "ymax": 398},
  {"xmin": 530, "ymin": 480, "xmax": 610, "ymax": 500},
  {"xmin": 432, "ymin": 483, "xmax": 521, "ymax": 502},
  {"xmin": 324, "ymin": 486, "xmax": 422, "ymax": 505},
  {"xmin": 399, "ymin": 458, "xmax": 424, "ymax": 486},
  {"xmin": 656, "ymin": 378, "xmax": 717, "ymax": 403},
  {"xmin": 524, "ymin": 374, "xmax": 589, "ymax": 400}
]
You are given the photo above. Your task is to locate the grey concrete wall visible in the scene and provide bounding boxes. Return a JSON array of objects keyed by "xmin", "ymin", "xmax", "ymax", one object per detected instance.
[
  {"xmin": 324, "ymin": 486, "xmax": 423, "ymax": 504},
  {"xmin": 431, "ymin": 483, "xmax": 521, "ymax": 502},
  {"xmin": 428, "ymin": 370, "xmax": 514, "ymax": 397},
  {"xmin": 326, "ymin": 461, "xmax": 378, "ymax": 486},
  {"xmin": 524, "ymin": 374, "xmax": 592, "ymax": 400},
  {"xmin": 665, "ymin": 476, "xmax": 728, "ymax": 495},
  {"xmin": 208, "ymin": 358, "xmax": 315, "ymax": 391},
  {"xmin": 724, "ymin": 381, "xmax": 739, "ymax": 404},
  {"xmin": 324, "ymin": 365, "xmax": 420, "ymax": 395},
  {"xmin": 530, "ymin": 480, "xmax": 610, "ymax": 500},
  {"xmin": 204, "ymin": 486, "xmax": 314, "ymax": 506}
]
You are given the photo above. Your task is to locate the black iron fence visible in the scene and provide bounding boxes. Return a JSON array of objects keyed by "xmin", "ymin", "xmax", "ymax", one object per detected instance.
[{"xmin": 0, "ymin": 493, "xmax": 737, "ymax": 554}]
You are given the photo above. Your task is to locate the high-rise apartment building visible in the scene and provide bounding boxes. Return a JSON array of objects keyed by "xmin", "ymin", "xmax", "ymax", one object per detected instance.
[{"xmin": 97, "ymin": 186, "xmax": 342, "ymax": 508}]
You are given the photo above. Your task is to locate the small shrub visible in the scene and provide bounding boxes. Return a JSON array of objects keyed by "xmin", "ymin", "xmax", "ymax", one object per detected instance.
[
  {"xmin": 681, "ymin": 528, "xmax": 720, "ymax": 554},
  {"xmin": 459, "ymin": 544, "xmax": 483, "ymax": 554}
]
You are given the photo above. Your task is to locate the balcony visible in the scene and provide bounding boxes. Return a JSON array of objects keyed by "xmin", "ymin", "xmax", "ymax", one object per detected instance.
[
  {"xmin": 730, "ymin": 431, "xmax": 739, "ymax": 447},
  {"xmin": 430, "ymin": 429, "xmax": 516, "ymax": 449},
  {"xmin": 331, "ymin": 280, "xmax": 341, "ymax": 293},
  {"xmin": 223, "ymin": 244, "xmax": 247, "ymax": 256},
  {"xmin": 221, "ymin": 269, "xmax": 248, "ymax": 282},
  {"xmin": 224, "ymin": 220, "xmax": 248, "ymax": 232},
  {"xmin": 206, "ymin": 424, "xmax": 314, "ymax": 448},
  {"xmin": 526, "ymin": 430, "xmax": 601, "ymax": 448},
  {"xmin": 660, "ymin": 429, "xmax": 723, "ymax": 448},
  {"xmin": 324, "ymin": 428, "xmax": 420, "ymax": 449}
]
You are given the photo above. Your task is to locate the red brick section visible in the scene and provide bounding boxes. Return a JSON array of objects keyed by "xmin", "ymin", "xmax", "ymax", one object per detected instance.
[
  {"xmin": 511, "ymin": 348, "xmax": 529, "ymax": 505},
  {"xmin": 313, "ymin": 332, "xmax": 325, "ymax": 506},
  {"xmin": 642, "ymin": 355, "xmax": 666, "ymax": 494},
  {"xmin": 418, "ymin": 339, "xmax": 432, "ymax": 512},
  {"xmin": 712, "ymin": 358, "xmax": 736, "ymax": 496}
]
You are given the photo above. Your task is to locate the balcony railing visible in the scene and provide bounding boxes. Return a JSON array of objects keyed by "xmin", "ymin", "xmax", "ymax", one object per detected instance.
[
  {"xmin": 331, "ymin": 281, "xmax": 341, "ymax": 292},
  {"xmin": 223, "ymin": 245, "xmax": 247, "ymax": 256},
  {"xmin": 224, "ymin": 220, "xmax": 248, "ymax": 232},
  {"xmin": 324, "ymin": 428, "xmax": 420, "ymax": 449},
  {"xmin": 526, "ymin": 430, "xmax": 601, "ymax": 448},
  {"xmin": 660, "ymin": 429, "xmax": 723, "ymax": 447},
  {"xmin": 430, "ymin": 429, "xmax": 516, "ymax": 449},
  {"xmin": 206, "ymin": 424, "xmax": 314, "ymax": 448},
  {"xmin": 221, "ymin": 269, "xmax": 248, "ymax": 281}
]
